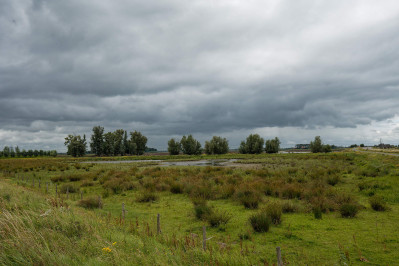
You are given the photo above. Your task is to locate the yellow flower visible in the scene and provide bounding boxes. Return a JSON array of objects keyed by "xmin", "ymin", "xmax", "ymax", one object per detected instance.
[
  {"xmin": 112, "ymin": 242, "xmax": 117, "ymax": 246},
  {"xmin": 102, "ymin": 247, "xmax": 112, "ymax": 253}
]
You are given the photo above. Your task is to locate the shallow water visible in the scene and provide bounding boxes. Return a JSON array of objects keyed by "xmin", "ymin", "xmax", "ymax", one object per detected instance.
[{"xmin": 81, "ymin": 159, "xmax": 237, "ymax": 166}]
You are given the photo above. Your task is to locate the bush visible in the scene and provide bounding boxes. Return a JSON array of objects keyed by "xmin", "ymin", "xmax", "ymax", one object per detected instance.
[
  {"xmin": 170, "ymin": 183, "xmax": 184, "ymax": 194},
  {"xmin": 103, "ymin": 177, "xmax": 135, "ymax": 194},
  {"xmin": 266, "ymin": 203, "xmax": 282, "ymax": 225},
  {"xmin": 281, "ymin": 201, "xmax": 298, "ymax": 213},
  {"xmin": 313, "ymin": 207, "xmax": 322, "ymax": 219},
  {"xmin": 207, "ymin": 210, "xmax": 232, "ymax": 228},
  {"xmin": 78, "ymin": 197, "xmax": 101, "ymax": 209},
  {"xmin": 193, "ymin": 200, "xmax": 213, "ymax": 220},
  {"xmin": 340, "ymin": 203, "xmax": 358, "ymax": 218},
  {"xmin": 236, "ymin": 189, "xmax": 262, "ymax": 209},
  {"xmin": 136, "ymin": 191, "xmax": 159, "ymax": 203},
  {"xmin": 327, "ymin": 175, "xmax": 340, "ymax": 186},
  {"xmin": 249, "ymin": 212, "xmax": 271, "ymax": 232},
  {"xmin": 60, "ymin": 184, "xmax": 78, "ymax": 194},
  {"xmin": 369, "ymin": 195, "xmax": 387, "ymax": 211}
]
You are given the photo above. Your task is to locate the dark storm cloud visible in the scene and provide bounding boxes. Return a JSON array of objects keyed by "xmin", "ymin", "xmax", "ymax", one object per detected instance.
[{"xmin": 1, "ymin": 0, "xmax": 399, "ymax": 150}]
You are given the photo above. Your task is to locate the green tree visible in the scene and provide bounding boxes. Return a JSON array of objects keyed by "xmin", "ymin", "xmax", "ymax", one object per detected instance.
[
  {"xmin": 103, "ymin": 132, "xmax": 115, "ymax": 156},
  {"xmin": 3, "ymin": 146, "xmax": 10, "ymax": 157},
  {"xmin": 130, "ymin": 131, "xmax": 147, "ymax": 155},
  {"xmin": 239, "ymin": 134, "xmax": 264, "ymax": 154},
  {"xmin": 10, "ymin": 147, "xmax": 16, "ymax": 157},
  {"xmin": 64, "ymin": 135, "xmax": 87, "ymax": 157},
  {"xmin": 113, "ymin": 129, "xmax": 125, "ymax": 156},
  {"xmin": 321, "ymin": 144, "xmax": 332, "ymax": 153},
  {"xmin": 180, "ymin": 135, "xmax": 202, "ymax": 155},
  {"xmin": 123, "ymin": 131, "xmax": 129, "ymax": 155},
  {"xmin": 204, "ymin": 136, "xmax": 229, "ymax": 155},
  {"xmin": 168, "ymin": 138, "xmax": 180, "ymax": 155},
  {"xmin": 90, "ymin": 126, "xmax": 104, "ymax": 156},
  {"xmin": 310, "ymin": 136, "xmax": 322, "ymax": 153},
  {"xmin": 265, "ymin": 137, "xmax": 281, "ymax": 154},
  {"xmin": 15, "ymin": 146, "xmax": 20, "ymax": 157}
]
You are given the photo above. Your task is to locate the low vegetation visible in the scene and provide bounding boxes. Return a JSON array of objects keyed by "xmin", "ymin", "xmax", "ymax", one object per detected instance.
[{"xmin": 0, "ymin": 151, "xmax": 398, "ymax": 264}]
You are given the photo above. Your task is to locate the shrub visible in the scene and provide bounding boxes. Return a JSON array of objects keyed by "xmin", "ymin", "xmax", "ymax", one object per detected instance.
[
  {"xmin": 313, "ymin": 207, "xmax": 322, "ymax": 219},
  {"xmin": 68, "ymin": 174, "xmax": 83, "ymax": 182},
  {"xmin": 103, "ymin": 177, "xmax": 135, "ymax": 194},
  {"xmin": 80, "ymin": 180, "xmax": 94, "ymax": 187},
  {"xmin": 207, "ymin": 210, "xmax": 232, "ymax": 228},
  {"xmin": 327, "ymin": 175, "xmax": 340, "ymax": 186},
  {"xmin": 235, "ymin": 189, "xmax": 262, "ymax": 209},
  {"xmin": 249, "ymin": 212, "xmax": 271, "ymax": 232},
  {"xmin": 340, "ymin": 203, "xmax": 358, "ymax": 218},
  {"xmin": 281, "ymin": 201, "xmax": 298, "ymax": 213},
  {"xmin": 51, "ymin": 175, "xmax": 67, "ymax": 182},
  {"xmin": 136, "ymin": 191, "xmax": 158, "ymax": 203},
  {"xmin": 60, "ymin": 184, "xmax": 78, "ymax": 194},
  {"xmin": 193, "ymin": 200, "xmax": 213, "ymax": 220},
  {"xmin": 266, "ymin": 203, "xmax": 282, "ymax": 225},
  {"xmin": 170, "ymin": 183, "xmax": 184, "ymax": 194},
  {"xmin": 78, "ymin": 197, "xmax": 101, "ymax": 209},
  {"xmin": 369, "ymin": 195, "xmax": 387, "ymax": 211}
]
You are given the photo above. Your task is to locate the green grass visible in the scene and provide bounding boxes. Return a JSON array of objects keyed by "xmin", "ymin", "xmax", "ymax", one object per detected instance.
[{"xmin": 1, "ymin": 152, "xmax": 399, "ymax": 264}]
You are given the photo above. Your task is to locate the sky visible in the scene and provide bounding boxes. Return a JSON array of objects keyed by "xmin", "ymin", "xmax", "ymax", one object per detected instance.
[{"xmin": 1, "ymin": 0, "xmax": 399, "ymax": 152}]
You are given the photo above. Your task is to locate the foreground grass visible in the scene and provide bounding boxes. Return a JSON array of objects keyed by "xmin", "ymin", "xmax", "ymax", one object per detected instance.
[{"xmin": 1, "ymin": 152, "xmax": 399, "ymax": 264}]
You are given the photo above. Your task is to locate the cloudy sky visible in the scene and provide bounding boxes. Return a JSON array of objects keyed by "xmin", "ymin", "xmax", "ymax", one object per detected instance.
[{"xmin": 1, "ymin": 0, "xmax": 399, "ymax": 151}]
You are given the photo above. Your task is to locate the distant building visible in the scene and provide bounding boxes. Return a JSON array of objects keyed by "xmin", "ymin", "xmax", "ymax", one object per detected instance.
[
  {"xmin": 295, "ymin": 144, "xmax": 310, "ymax": 149},
  {"xmin": 376, "ymin": 143, "xmax": 395, "ymax": 149}
]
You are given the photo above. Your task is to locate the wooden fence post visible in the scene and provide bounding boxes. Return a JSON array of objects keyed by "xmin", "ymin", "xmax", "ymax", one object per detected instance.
[
  {"xmin": 202, "ymin": 226, "xmax": 206, "ymax": 251},
  {"xmin": 157, "ymin": 214, "xmax": 161, "ymax": 235},
  {"xmin": 276, "ymin": 246, "xmax": 283, "ymax": 266},
  {"xmin": 98, "ymin": 196, "xmax": 102, "ymax": 208},
  {"xmin": 122, "ymin": 203, "xmax": 125, "ymax": 220}
]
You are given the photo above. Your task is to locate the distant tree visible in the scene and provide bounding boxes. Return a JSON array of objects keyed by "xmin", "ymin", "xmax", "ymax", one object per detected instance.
[
  {"xmin": 204, "ymin": 136, "xmax": 229, "ymax": 155},
  {"xmin": 27, "ymin": 149, "xmax": 33, "ymax": 157},
  {"xmin": 49, "ymin": 150, "xmax": 58, "ymax": 157},
  {"xmin": 3, "ymin": 146, "xmax": 10, "ymax": 157},
  {"xmin": 310, "ymin": 136, "xmax": 323, "ymax": 153},
  {"xmin": 64, "ymin": 134, "xmax": 87, "ymax": 157},
  {"xmin": 321, "ymin": 144, "xmax": 332, "ymax": 153},
  {"xmin": 15, "ymin": 146, "xmax": 20, "ymax": 157},
  {"xmin": 123, "ymin": 131, "xmax": 129, "ymax": 155},
  {"xmin": 21, "ymin": 149, "xmax": 27, "ymax": 157},
  {"xmin": 90, "ymin": 126, "xmax": 104, "ymax": 156},
  {"xmin": 265, "ymin": 137, "xmax": 281, "ymax": 154},
  {"xmin": 0, "ymin": 151, "xmax": 3, "ymax": 157},
  {"xmin": 33, "ymin": 150, "xmax": 39, "ymax": 157},
  {"xmin": 168, "ymin": 138, "xmax": 180, "ymax": 155},
  {"xmin": 360, "ymin": 144, "xmax": 365, "ymax": 147},
  {"xmin": 180, "ymin": 135, "xmax": 202, "ymax": 155},
  {"xmin": 10, "ymin": 147, "xmax": 16, "ymax": 158},
  {"xmin": 113, "ymin": 129, "xmax": 125, "ymax": 156},
  {"xmin": 103, "ymin": 132, "xmax": 115, "ymax": 156},
  {"xmin": 130, "ymin": 131, "xmax": 147, "ymax": 155},
  {"xmin": 39, "ymin": 150, "xmax": 44, "ymax": 156},
  {"xmin": 239, "ymin": 134, "xmax": 264, "ymax": 154}
]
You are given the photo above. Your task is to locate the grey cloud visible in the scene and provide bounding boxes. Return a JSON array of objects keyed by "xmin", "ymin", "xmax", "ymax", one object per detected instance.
[{"xmin": 1, "ymin": 0, "xmax": 399, "ymax": 150}]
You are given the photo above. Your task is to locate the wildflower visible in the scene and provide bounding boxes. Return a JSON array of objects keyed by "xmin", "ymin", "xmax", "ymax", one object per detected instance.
[
  {"xmin": 112, "ymin": 242, "xmax": 117, "ymax": 246},
  {"xmin": 102, "ymin": 247, "xmax": 112, "ymax": 253}
]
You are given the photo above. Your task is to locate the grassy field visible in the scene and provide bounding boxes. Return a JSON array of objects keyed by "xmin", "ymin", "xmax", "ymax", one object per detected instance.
[{"xmin": 1, "ymin": 152, "xmax": 398, "ymax": 265}]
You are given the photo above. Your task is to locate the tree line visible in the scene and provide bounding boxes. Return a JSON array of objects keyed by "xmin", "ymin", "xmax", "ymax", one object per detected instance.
[
  {"xmin": 167, "ymin": 134, "xmax": 281, "ymax": 155},
  {"xmin": 0, "ymin": 146, "xmax": 57, "ymax": 158},
  {"xmin": 64, "ymin": 126, "xmax": 334, "ymax": 157},
  {"xmin": 64, "ymin": 126, "xmax": 149, "ymax": 157}
]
